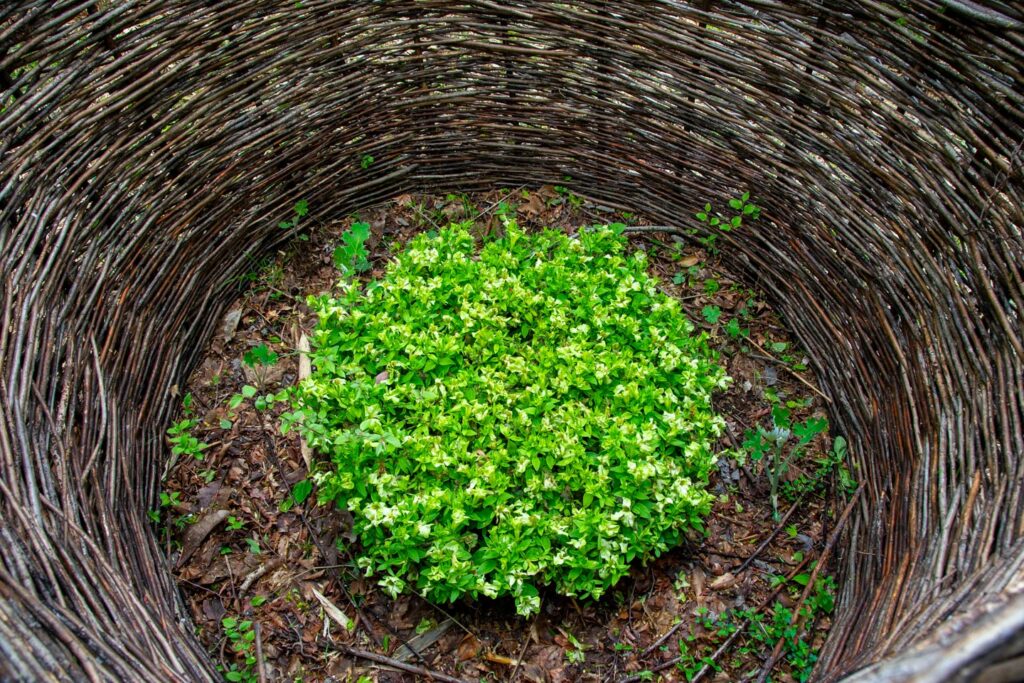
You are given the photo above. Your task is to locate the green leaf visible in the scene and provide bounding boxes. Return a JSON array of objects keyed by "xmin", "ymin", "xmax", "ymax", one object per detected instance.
[
  {"xmin": 772, "ymin": 405, "xmax": 792, "ymax": 431},
  {"xmin": 291, "ymin": 479, "xmax": 313, "ymax": 505},
  {"xmin": 702, "ymin": 306, "xmax": 722, "ymax": 324},
  {"xmin": 243, "ymin": 343, "xmax": 278, "ymax": 367},
  {"xmin": 241, "ymin": 385, "xmax": 257, "ymax": 398},
  {"xmin": 350, "ymin": 221, "xmax": 370, "ymax": 241},
  {"xmin": 724, "ymin": 318, "xmax": 747, "ymax": 338},
  {"xmin": 729, "ymin": 198, "xmax": 743, "ymax": 210},
  {"xmin": 220, "ymin": 418, "xmax": 233, "ymax": 430},
  {"xmin": 793, "ymin": 417, "xmax": 828, "ymax": 444}
]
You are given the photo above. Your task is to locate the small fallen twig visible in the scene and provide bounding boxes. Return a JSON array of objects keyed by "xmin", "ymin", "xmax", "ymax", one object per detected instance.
[
  {"xmin": 732, "ymin": 498, "xmax": 802, "ymax": 575},
  {"xmin": 254, "ymin": 622, "xmax": 267, "ymax": 683},
  {"xmin": 748, "ymin": 338, "xmax": 832, "ymax": 404},
  {"xmin": 224, "ymin": 555, "xmax": 238, "ymax": 607},
  {"xmin": 621, "ymin": 225, "xmax": 684, "ymax": 234},
  {"xmin": 471, "ymin": 184, "xmax": 527, "ymax": 222},
  {"xmin": 641, "ymin": 620, "xmax": 685, "ymax": 658},
  {"xmin": 509, "ymin": 604, "xmax": 542, "ymax": 683},
  {"xmin": 294, "ymin": 330, "xmax": 313, "ymax": 471},
  {"xmin": 239, "ymin": 558, "xmax": 284, "ymax": 594},
  {"xmin": 176, "ymin": 509, "xmax": 229, "ymax": 568},
  {"xmin": 336, "ymin": 644, "xmax": 470, "ymax": 683}
]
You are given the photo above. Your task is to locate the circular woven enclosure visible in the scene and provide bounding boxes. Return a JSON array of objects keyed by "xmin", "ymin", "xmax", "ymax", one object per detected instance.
[{"xmin": 1, "ymin": 2, "xmax": 1023, "ymax": 681}]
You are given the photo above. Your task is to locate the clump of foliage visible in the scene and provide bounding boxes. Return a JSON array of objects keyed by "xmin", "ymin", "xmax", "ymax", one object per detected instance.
[
  {"xmin": 166, "ymin": 393, "xmax": 208, "ymax": 461},
  {"xmin": 219, "ymin": 616, "xmax": 258, "ymax": 683},
  {"xmin": 691, "ymin": 192, "xmax": 760, "ymax": 252},
  {"xmin": 285, "ymin": 222, "xmax": 729, "ymax": 615}
]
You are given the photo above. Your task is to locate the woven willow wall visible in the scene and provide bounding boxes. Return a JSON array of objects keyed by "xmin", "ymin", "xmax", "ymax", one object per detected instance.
[{"xmin": 1, "ymin": 2, "xmax": 1022, "ymax": 681}]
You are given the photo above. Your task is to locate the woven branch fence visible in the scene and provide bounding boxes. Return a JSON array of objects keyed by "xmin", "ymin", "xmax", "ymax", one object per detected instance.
[{"xmin": 1, "ymin": 1, "xmax": 1022, "ymax": 681}]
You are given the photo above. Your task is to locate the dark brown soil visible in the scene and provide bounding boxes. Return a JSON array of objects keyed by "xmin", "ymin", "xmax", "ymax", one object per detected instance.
[{"xmin": 159, "ymin": 186, "xmax": 848, "ymax": 683}]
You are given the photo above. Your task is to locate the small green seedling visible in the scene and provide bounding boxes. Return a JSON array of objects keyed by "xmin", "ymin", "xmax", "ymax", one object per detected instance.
[
  {"xmin": 167, "ymin": 418, "xmax": 208, "ymax": 460},
  {"xmin": 744, "ymin": 406, "xmax": 828, "ymax": 519},
  {"xmin": 278, "ymin": 200, "xmax": 309, "ymax": 231},
  {"xmin": 724, "ymin": 317, "xmax": 749, "ymax": 339},
  {"xmin": 220, "ymin": 617, "xmax": 258, "ymax": 683},
  {"xmin": 553, "ymin": 185, "xmax": 584, "ymax": 208},
  {"xmin": 228, "ymin": 385, "xmax": 258, "ymax": 411},
  {"xmin": 333, "ymin": 221, "xmax": 371, "ymax": 275},
  {"xmin": 243, "ymin": 343, "xmax": 278, "ymax": 368},
  {"xmin": 242, "ymin": 343, "xmax": 279, "ymax": 390},
  {"xmin": 564, "ymin": 631, "xmax": 587, "ymax": 664},
  {"xmin": 693, "ymin": 192, "xmax": 761, "ymax": 253},
  {"xmin": 783, "ymin": 434, "xmax": 857, "ymax": 500}
]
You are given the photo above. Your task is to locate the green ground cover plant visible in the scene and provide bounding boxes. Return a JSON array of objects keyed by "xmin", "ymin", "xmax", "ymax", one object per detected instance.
[{"xmin": 284, "ymin": 221, "xmax": 730, "ymax": 615}]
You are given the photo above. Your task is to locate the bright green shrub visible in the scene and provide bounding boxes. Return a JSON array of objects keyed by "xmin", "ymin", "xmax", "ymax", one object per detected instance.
[{"xmin": 285, "ymin": 221, "xmax": 729, "ymax": 615}]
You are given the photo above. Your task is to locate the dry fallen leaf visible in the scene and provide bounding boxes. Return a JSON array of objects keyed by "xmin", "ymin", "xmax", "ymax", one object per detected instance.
[
  {"xmin": 457, "ymin": 635, "xmax": 482, "ymax": 661},
  {"xmin": 520, "ymin": 193, "xmax": 545, "ymax": 218},
  {"xmin": 296, "ymin": 331, "xmax": 313, "ymax": 471},
  {"xmin": 394, "ymin": 618, "xmax": 453, "ymax": 662},
  {"xmin": 710, "ymin": 572, "xmax": 737, "ymax": 591},
  {"xmin": 219, "ymin": 306, "xmax": 243, "ymax": 344},
  {"xmin": 692, "ymin": 566, "xmax": 706, "ymax": 601},
  {"xmin": 311, "ymin": 587, "xmax": 354, "ymax": 635},
  {"xmin": 176, "ymin": 509, "xmax": 229, "ymax": 568}
]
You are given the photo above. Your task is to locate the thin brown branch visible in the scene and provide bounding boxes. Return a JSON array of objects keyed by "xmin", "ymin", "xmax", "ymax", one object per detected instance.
[{"xmin": 335, "ymin": 644, "xmax": 471, "ymax": 683}]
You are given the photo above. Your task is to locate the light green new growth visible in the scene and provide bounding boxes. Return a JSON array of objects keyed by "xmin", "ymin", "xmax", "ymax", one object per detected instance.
[{"xmin": 285, "ymin": 221, "xmax": 730, "ymax": 615}]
